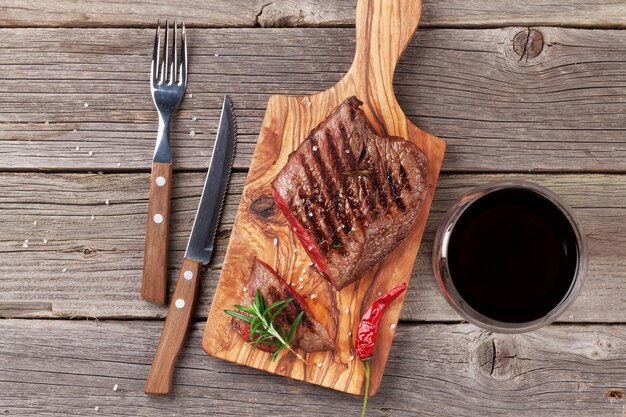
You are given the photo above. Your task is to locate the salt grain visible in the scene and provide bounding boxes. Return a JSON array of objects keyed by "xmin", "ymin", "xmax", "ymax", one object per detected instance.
[
  {"xmin": 45, "ymin": 121, "xmax": 49, "ymax": 125},
  {"xmin": 390, "ymin": 323, "xmax": 396, "ymax": 330},
  {"xmin": 309, "ymin": 262, "xmax": 314, "ymax": 266},
  {"xmin": 105, "ymin": 199, "xmax": 110, "ymax": 205},
  {"xmin": 22, "ymin": 241, "xmax": 29, "ymax": 248},
  {"xmin": 75, "ymin": 146, "xmax": 80, "ymax": 151},
  {"xmin": 349, "ymin": 355, "xmax": 354, "ymax": 361},
  {"xmin": 307, "ymin": 101, "xmax": 312, "ymax": 108},
  {"xmin": 312, "ymin": 146, "xmax": 318, "ymax": 151},
  {"xmin": 316, "ymin": 362, "xmax": 322, "ymax": 368},
  {"xmin": 291, "ymin": 283, "xmax": 296, "ymax": 287},
  {"xmin": 98, "ymin": 171, "xmax": 103, "ymax": 175},
  {"xmin": 310, "ymin": 293, "xmax": 317, "ymax": 299},
  {"xmin": 301, "ymin": 268, "xmax": 307, "ymax": 274},
  {"xmin": 189, "ymin": 94, "xmax": 193, "ymax": 98},
  {"xmin": 242, "ymin": 287, "xmax": 247, "ymax": 292},
  {"xmin": 192, "ymin": 116, "xmax": 197, "ymax": 121},
  {"xmin": 94, "ymin": 406, "xmax": 99, "ymax": 411},
  {"xmin": 116, "ymin": 163, "xmax": 121, "ymax": 167},
  {"xmin": 112, "ymin": 384, "xmax": 118, "ymax": 391},
  {"xmin": 308, "ymin": 212, "xmax": 313, "ymax": 217},
  {"xmin": 62, "ymin": 268, "xmax": 68, "ymax": 273},
  {"xmin": 273, "ymin": 237, "xmax": 278, "ymax": 246},
  {"xmin": 43, "ymin": 239, "xmax": 48, "ymax": 244},
  {"xmin": 348, "ymin": 331, "xmax": 352, "ymax": 336},
  {"xmin": 189, "ymin": 130, "xmax": 196, "ymax": 136},
  {"xmin": 345, "ymin": 149, "xmax": 350, "ymax": 154},
  {"xmin": 377, "ymin": 291, "xmax": 383, "ymax": 297},
  {"xmin": 73, "ymin": 129, "xmax": 77, "ymax": 132},
  {"xmin": 214, "ymin": 53, "xmax": 219, "ymax": 57},
  {"xmin": 88, "ymin": 151, "xmax": 94, "ymax": 156},
  {"xmin": 84, "ymin": 103, "xmax": 89, "ymax": 108},
  {"xmin": 33, "ymin": 221, "xmax": 38, "ymax": 226},
  {"xmin": 298, "ymin": 277, "xmax": 304, "ymax": 282},
  {"xmin": 344, "ymin": 309, "xmax": 350, "ymax": 314},
  {"xmin": 91, "ymin": 214, "xmax": 95, "ymax": 221},
  {"xmin": 299, "ymin": 285, "xmax": 303, "ymax": 290},
  {"xmin": 294, "ymin": 248, "xmax": 298, "ymax": 253}
]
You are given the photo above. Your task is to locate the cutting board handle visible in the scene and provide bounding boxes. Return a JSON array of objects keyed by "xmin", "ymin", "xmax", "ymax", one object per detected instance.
[{"xmin": 346, "ymin": 0, "xmax": 422, "ymax": 115}]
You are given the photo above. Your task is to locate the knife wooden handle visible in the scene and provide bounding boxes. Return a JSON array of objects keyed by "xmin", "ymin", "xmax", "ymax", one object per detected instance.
[
  {"xmin": 141, "ymin": 162, "xmax": 173, "ymax": 305},
  {"xmin": 145, "ymin": 257, "xmax": 201, "ymax": 395}
]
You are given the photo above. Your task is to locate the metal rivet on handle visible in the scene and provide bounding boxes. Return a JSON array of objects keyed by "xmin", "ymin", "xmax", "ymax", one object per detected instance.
[
  {"xmin": 156, "ymin": 176, "xmax": 166, "ymax": 186},
  {"xmin": 184, "ymin": 270, "xmax": 193, "ymax": 280},
  {"xmin": 175, "ymin": 299, "xmax": 185, "ymax": 309},
  {"xmin": 153, "ymin": 214, "xmax": 164, "ymax": 224}
]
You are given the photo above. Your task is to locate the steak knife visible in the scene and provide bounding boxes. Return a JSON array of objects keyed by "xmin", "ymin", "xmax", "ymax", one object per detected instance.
[{"xmin": 145, "ymin": 95, "xmax": 236, "ymax": 395}]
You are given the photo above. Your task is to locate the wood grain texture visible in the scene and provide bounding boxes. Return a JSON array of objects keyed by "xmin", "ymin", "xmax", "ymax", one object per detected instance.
[
  {"xmin": 203, "ymin": 0, "xmax": 445, "ymax": 396},
  {"xmin": 2, "ymin": 0, "xmax": 626, "ymax": 28},
  {"xmin": 145, "ymin": 257, "xmax": 201, "ymax": 395},
  {"xmin": 2, "ymin": 26, "xmax": 626, "ymax": 172},
  {"xmin": 1, "ymin": 172, "xmax": 625, "ymax": 323},
  {"xmin": 141, "ymin": 162, "xmax": 172, "ymax": 305},
  {"xmin": 1, "ymin": 319, "xmax": 625, "ymax": 416}
]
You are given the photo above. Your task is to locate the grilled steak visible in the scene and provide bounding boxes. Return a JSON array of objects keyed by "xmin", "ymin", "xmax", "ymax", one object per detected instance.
[
  {"xmin": 232, "ymin": 258, "xmax": 334, "ymax": 353},
  {"xmin": 272, "ymin": 96, "xmax": 428, "ymax": 290}
]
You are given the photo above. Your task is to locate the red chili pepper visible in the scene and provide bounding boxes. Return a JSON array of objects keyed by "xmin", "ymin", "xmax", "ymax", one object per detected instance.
[
  {"xmin": 354, "ymin": 283, "xmax": 407, "ymax": 417},
  {"xmin": 355, "ymin": 283, "xmax": 407, "ymax": 360}
]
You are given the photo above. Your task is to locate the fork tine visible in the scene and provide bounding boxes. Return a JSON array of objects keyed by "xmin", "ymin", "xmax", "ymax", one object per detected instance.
[
  {"xmin": 179, "ymin": 21, "xmax": 187, "ymax": 87},
  {"xmin": 171, "ymin": 21, "xmax": 177, "ymax": 85},
  {"xmin": 151, "ymin": 20, "xmax": 160, "ymax": 83},
  {"xmin": 161, "ymin": 20, "xmax": 169, "ymax": 85}
]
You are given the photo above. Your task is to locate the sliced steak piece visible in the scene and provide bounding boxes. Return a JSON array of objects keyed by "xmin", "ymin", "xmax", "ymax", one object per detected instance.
[
  {"xmin": 272, "ymin": 96, "xmax": 428, "ymax": 290},
  {"xmin": 232, "ymin": 258, "xmax": 334, "ymax": 353}
]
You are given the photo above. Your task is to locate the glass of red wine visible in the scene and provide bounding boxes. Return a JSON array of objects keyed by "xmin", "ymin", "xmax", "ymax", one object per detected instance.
[{"xmin": 433, "ymin": 180, "xmax": 588, "ymax": 333}]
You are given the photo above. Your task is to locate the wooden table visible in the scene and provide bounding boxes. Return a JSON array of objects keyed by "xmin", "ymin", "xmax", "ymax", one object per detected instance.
[{"xmin": 1, "ymin": 1, "xmax": 625, "ymax": 415}]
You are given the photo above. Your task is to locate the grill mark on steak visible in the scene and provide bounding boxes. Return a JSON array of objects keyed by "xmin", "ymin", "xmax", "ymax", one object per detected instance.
[
  {"xmin": 298, "ymin": 153, "xmax": 344, "ymax": 250},
  {"xmin": 386, "ymin": 165, "xmax": 406, "ymax": 211},
  {"xmin": 298, "ymin": 188, "xmax": 330, "ymax": 251},
  {"xmin": 362, "ymin": 165, "xmax": 380, "ymax": 216},
  {"xmin": 320, "ymin": 129, "xmax": 356, "ymax": 220},
  {"xmin": 322, "ymin": 130, "xmax": 353, "ymax": 253},
  {"xmin": 325, "ymin": 129, "xmax": 352, "ymax": 204},
  {"xmin": 271, "ymin": 96, "xmax": 428, "ymax": 290},
  {"xmin": 399, "ymin": 163, "xmax": 411, "ymax": 191},
  {"xmin": 364, "ymin": 154, "xmax": 386, "ymax": 215},
  {"xmin": 303, "ymin": 141, "xmax": 350, "ymax": 248}
]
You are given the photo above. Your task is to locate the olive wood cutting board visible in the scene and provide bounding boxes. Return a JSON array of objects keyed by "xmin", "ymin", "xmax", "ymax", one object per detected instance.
[{"xmin": 203, "ymin": 0, "xmax": 446, "ymax": 396}]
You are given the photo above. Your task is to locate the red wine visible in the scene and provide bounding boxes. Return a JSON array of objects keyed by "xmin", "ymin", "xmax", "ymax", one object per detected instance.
[{"xmin": 447, "ymin": 188, "xmax": 579, "ymax": 323}]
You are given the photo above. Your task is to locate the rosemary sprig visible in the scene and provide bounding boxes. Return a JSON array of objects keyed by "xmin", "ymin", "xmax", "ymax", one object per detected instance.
[
  {"xmin": 342, "ymin": 169, "xmax": 375, "ymax": 177},
  {"xmin": 225, "ymin": 289, "xmax": 307, "ymax": 363}
]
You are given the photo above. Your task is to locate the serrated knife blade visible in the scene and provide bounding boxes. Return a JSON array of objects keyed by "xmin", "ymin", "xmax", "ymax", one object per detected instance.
[
  {"xmin": 145, "ymin": 95, "xmax": 236, "ymax": 395},
  {"xmin": 185, "ymin": 95, "xmax": 236, "ymax": 264}
]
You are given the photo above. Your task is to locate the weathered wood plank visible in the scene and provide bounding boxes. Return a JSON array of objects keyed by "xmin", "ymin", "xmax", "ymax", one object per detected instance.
[
  {"xmin": 2, "ymin": 27, "xmax": 626, "ymax": 172},
  {"xmin": 1, "ymin": 172, "xmax": 625, "ymax": 322},
  {"xmin": 1, "ymin": 319, "xmax": 624, "ymax": 416},
  {"xmin": 2, "ymin": 0, "xmax": 626, "ymax": 28}
]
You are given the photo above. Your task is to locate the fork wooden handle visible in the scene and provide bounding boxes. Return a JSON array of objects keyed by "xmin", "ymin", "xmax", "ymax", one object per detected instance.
[
  {"xmin": 145, "ymin": 257, "xmax": 201, "ymax": 394},
  {"xmin": 141, "ymin": 162, "xmax": 173, "ymax": 305}
]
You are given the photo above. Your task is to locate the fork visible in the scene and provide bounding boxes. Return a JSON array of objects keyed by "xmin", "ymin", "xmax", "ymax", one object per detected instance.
[{"xmin": 141, "ymin": 20, "xmax": 187, "ymax": 305}]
